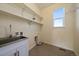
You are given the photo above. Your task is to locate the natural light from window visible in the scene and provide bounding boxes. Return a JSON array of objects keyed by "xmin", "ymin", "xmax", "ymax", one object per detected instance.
[{"xmin": 53, "ymin": 8, "xmax": 65, "ymax": 27}]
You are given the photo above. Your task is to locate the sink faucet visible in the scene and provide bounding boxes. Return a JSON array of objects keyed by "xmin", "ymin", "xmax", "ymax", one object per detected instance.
[{"xmin": 9, "ymin": 24, "xmax": 12, "ymax": 38}]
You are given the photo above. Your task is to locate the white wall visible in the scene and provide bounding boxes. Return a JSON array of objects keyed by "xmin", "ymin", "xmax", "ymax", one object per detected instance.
[
  {"xmin": 0, "ymin": 12, "xmax": 41, "ymax": 50},
  {"xmin": 74, "ymin": 3, "xmax": 79, "ymax": 55},
  {"xmin": 40, "ymin": 3, "xmax": 75, "ymax": 50}
]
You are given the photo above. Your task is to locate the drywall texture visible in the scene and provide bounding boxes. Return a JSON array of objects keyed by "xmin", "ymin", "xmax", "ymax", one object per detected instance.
[
  {"xmin": 74, "ymin": 4, "xmax": 79, "ymax": 55},
  {"xmin": 0, "ymin": 12, "xmax": 41, "ymax": 50},
  {"xmin": 40, "ymin": 3, "xmax": 75, "ymax": 50}
]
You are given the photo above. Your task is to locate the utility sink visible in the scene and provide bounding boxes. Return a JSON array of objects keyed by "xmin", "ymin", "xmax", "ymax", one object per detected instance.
[{"xmin": 0, "ymin": 36, "xmax": 27, "ymax": 45}]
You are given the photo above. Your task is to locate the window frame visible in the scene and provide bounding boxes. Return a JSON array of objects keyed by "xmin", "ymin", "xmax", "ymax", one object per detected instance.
[{"xmin": 53, "ymin": 8, "xmax": 65, "ymax": 28}]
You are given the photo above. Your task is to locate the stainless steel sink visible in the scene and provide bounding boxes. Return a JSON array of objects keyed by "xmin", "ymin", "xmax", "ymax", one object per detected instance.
[{"xmin": 0, "ymin": 36, "xmax": 27, "ymax": 45}]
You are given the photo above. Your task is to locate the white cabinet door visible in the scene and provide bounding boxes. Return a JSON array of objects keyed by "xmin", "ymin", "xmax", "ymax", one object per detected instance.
[
  {"xmin": 0, "ymin": 4, "xmax": 22, "ymax": 17},
  {"xmin": 22, "ymin": 8, "xmax": 33, "ymax": 20},
  {"xmin": 17, "ymin": 45, "xmax": 27, "ymax": 56},
  {"xmin": 0, "ymin": 39, "xmax": 28, "ymax": 56},
  {"xmin": 17, "ymin": 39, "xmax": 28, "ymax": 56},
  {"xmin": 0, "ymin": 47, "xmax": 16, "ymax": 56}
]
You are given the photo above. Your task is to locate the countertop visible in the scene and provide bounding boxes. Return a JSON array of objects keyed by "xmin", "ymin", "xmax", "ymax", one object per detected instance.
[{"xmin": 0, "ymin": 36, "xmax": 28, "ymax": 47}]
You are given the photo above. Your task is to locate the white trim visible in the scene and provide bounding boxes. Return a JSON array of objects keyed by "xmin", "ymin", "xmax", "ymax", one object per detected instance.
[
  {"xmin": 74, "ymin": 51, "xmax": 79, "ymax": 56},
  {"xmin": 52, "ymin": 43, "xmax": 74, "ymax": 51},
  {"xmin": 29, "ymin": 43, "xmax": 36, "ymax": 51},
  {"xmin": 42, "ymin": 41, "xmax": 74, "ymax": 51}
]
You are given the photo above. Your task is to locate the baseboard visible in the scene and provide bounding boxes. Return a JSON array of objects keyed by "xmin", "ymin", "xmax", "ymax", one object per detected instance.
[
  {"xmin": 52, "ymin": 44, "xmax": 74, "ymax": 51},
  {"xmin": 41, "ymin": 41, "xmax": 52, "ymax": 46},
  {"xmin": 42, "ymin": 41, "xmax": 74, "ymax": 51},
  {"xmin": 74, "ymin": 51, "xmax": 79, "ymax": 56}
]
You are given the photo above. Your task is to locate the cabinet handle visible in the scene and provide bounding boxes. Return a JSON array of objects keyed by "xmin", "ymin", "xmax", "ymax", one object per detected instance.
[
  {"xmin": 14, "ymin": 51, "xmax": 19, "ymax": 56},
  {"xmin": 17, "ymin": 51, "xmax": 19, "ymax": 56},
  {"xmin": 14, "ymin": 52, "xmax": 17, "ymax": 56}
]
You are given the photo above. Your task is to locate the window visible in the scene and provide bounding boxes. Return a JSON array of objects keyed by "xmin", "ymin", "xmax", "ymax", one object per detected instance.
[{"xmin": 53, "ymin": 8, "xmax": 65, "ymax": 27}]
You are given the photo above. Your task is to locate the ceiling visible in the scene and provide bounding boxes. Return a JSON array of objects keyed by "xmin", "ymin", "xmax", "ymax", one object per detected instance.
[{"xmin": 35, "ymin": 3, "xmax": 54, "ymax": 9}]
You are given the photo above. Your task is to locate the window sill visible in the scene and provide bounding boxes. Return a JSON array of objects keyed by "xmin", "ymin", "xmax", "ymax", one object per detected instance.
[{"xmin": 53, "ymin": 27, "xmax": 64, "ymax": 28}]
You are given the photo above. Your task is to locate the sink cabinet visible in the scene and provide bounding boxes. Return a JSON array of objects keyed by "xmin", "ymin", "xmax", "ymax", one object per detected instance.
[{"xmin": 0, "ymin": 39, "xmax": 28, "ymax": 56}]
